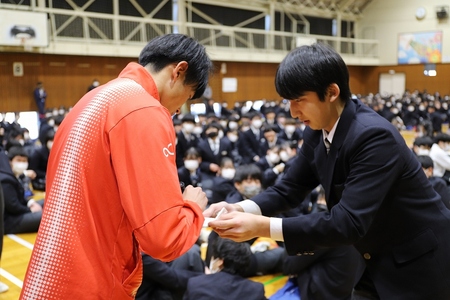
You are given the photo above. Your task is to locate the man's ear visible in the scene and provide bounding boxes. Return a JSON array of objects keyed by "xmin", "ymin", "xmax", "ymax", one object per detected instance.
[
  {"xmin": 327, "ymin": 83, "xmax": 340, "ymax": 103},
  {"xmin": 173, "ymin": 61, "xmax": 189, "ymax": 81}
]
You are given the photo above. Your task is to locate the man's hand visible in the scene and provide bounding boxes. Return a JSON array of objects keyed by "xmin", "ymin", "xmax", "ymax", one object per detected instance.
[
  {"xmin": 203, "ymin": 201, "xmax": 242, "ymax": 218},
  {"xmin": 208, "ymin": 211, "xmax": 271, "ymax": 243},
  {"xmin": 182, "ymin": 185, "xmax": 208, "ymax": 211}
]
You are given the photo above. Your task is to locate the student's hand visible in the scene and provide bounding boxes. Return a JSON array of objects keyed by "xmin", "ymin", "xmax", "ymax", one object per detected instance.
[
  {"xmin": 203, "ymin": 201, "xmax": 242, "ymax": 218},
  {"xmin": 209, "ymin": 163, "xmax": 220, "ymax": 173},
  {"xmin": 208, "ymin": 211, "xmax": 270, "ymax": 243},
  {"xmin": 24, "ymin": 169, "xmax": 37, "ymax": 180},
  {"xmin": 182, "ymin": 185, "xmax": 208, "ymax": 211},
  {"xmin": 29, "ymin": 201, "xmax": 43, "ymax": 213}
]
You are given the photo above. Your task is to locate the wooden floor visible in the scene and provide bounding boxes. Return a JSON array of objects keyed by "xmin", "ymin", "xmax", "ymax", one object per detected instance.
[{"xmin": 0, "ymin": 232, "xmax": 287, "ymax": 299}]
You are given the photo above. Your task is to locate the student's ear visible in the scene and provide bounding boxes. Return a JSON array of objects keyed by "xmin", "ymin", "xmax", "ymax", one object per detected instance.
[{"xmin": 327, "ymin": 84, "xmax": 340, "ymax": 103}]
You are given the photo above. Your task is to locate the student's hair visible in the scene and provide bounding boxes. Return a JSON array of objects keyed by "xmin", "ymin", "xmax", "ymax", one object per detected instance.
[
  {"xmin": 138, "ymin": 33, "xmax": 213, "ymax": 100},
  {"xmin": 211, "ymin": 237, "xmax": 252, "ymax": 275},
  {"xmin": 417, "ymin": 155, "xmax": 434, "ymax": 169},
  {"xmin": 262, "ymin": 124, "xmax": 279, "ymax": 134},
  {"xmin": 233, "ymin": 164, "xmax": 262, "ymax": 183},
  {"xmin": 7, "ymin": 146, "xmax": 28, "ymax": 160},
  {"xmin": 275, "ymin": 42, "xmax": 351, "ymax": 102},
  {"xmin": 184, "ymin": 147, "xmax": 201, "ymax": 159},
  {"xmin": 220, "ymin": 157, "xmax": 234, "ymax": 168}
]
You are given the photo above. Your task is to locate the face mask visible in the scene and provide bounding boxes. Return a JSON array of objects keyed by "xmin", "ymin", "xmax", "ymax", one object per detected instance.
[
  {"xmin": 285, "ymin": 125, "xmax": 296, "ymax": 134},
  {"xmin": 252, "ymin": 119, "xmax": 262, "ymax": 129},
  {"xmin": 59, "ymin": 109, "xmax": 65, "ymax": 115},
  {"xmin": 227, "ymin": 133, "xmax": 238, "ymax": 143},
  {"xmin": 445, "ymin": 144, "xmax": 450, "ymax": 152},
  {"xmin": 209, "ymin": 257, "xmax": 222, "ymax": 274},
  {"xmin": 24, "ymin": 133, "xmax": 30, "ymax": 140},
  {"xmin": 407, "ymin": 106, "xmax": 415, "ymax": 112},
  {"xmin": 228, "ymin": 122, "xmax": 238, "ymax": 130},
  {"xmin": 52, "ymin": 109, "xmax": 59, "ymax": 116},
  {"xmin": 12, "ymin": 162, "xmax": 28, "ymax": 175},
  {"xmin": 184, "ymin": 160, "xmax": 199, "ymax": 171},
  {"xmin": 182, "ymin": 123, "xmax": 195, "ymax": 134},
  {"xmin": 18, "ymin": 139, "xmax": 25, "ymax": 146},
  {"xmin": 47, "ymin": 141, "xmax": 53, "ymax": 150},
  {"xmin": 193, "ymin": 127, "xmax": 203, "ymax": 135},
  {"xmin": 219, "ymin": 121, "xmax": 228, "ymax": 129},
  {"xmin": 280, "ymin": 151, "xmax": 290, "ymax": 162},
  {"xmin": 48, "ymin": 119, "xmax": 55, "ymax": 127},
  {"xmin": 221, "ymin": 168, "xmax": 236, "ymax": 180},
  {"xmin": 268, "ymin": 153, "xmax": 280, "ymax": 164},
  {"xmin": 218, "ymin": 130, "xmax": 224, "ymax": 139},
  {"xmin": 207, "ymin": 131, "xmax": 218, "ymax": 138},
  {"xmin": 243, "ymin": 185, "xmax": 261, "ymax": 198}
]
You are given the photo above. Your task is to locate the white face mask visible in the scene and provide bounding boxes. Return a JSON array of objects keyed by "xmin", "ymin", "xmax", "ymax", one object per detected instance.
[
  {"xmin": 184, "ymin": 160, "xmax": 199, "ymax": 171},
  {"xmin": 252, "ymin": 119, "xmax": 262, "ymax": 129},
  {"xmin": 417, "ymin": 149, "xmax": 429, "ymax": 156},
  {"xmin": 193, "ymin": 126, "xmax": 203, "ymax": 136},
  {"xmin": 12, "ymin": 162, "xmax": 28, "ymax": 176},
  {"xmin": 280, "ymin": 151, "xmax": 290, "ymax": 162},
  {"xmin": 227, "ymin": 133, "xmax": 238, "ymax": 143},
  {"xmin": 218, "ymin": 130, "xmax": 224, "ymax": 139},
  {"xmin": 285, "ymin": 125, "xmax": 296, "ymax": 134},
  {"xmin": 221, "ymin": 168, "xmax": 236, "ymax": 180},
  {"xmin": 268, "ymin": 153, "xmax": 280, "ymax": 164},
  {"xmin": 209, "ymin": 257, "xmax": 222, "ymax": 274},
  {"xmin": 182, "ymin": 123, "xmax": 195, "ymax": 134},
  {"xmin": 228, "ymin": 122, "xmax": 238, "ymax": 130},
  {"xmin": 47, "ymin": 141, "xmax": 53, "ymax": 150}
]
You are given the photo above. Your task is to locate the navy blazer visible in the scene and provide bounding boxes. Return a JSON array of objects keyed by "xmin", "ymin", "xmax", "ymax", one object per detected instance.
[
  {"xmin": 252, "ymin": 99, "xmax": 450, "ymax": 299},
  {"xmin": 183, "ymin": 271, "xmax": 266, "ymax": 300}
]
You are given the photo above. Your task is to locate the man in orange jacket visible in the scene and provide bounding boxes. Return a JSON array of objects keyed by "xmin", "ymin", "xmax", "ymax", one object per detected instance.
[{"xmin": 20, "ymin": 34, "xmax": 213, "ymax": 299}]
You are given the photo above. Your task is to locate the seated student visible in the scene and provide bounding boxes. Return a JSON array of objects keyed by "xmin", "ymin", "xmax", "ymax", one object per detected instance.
[
  {"xmin": 278, "ymin": 117, "xmax": 303, "ymax": 146},
  {"xmin": 136, "ymin": 244, "xmax": 206, "ymax": 300},
  {"xmin": 411, "ymin": 136, "xmax": 433, "ymax": 156},
  {"xmin": 1, "ymin": 146, "xmax": 43, "ymax": 234},
  {"xmin": 183, "ymin": 236, "xmax": 267, "ymax": 300},
  {"xmin": 417, "ymin": 155, "xmax": 450, "ymax": 209},
  {"xmin": 429, "ymin": 133, "xmax": 450, "ymax": 184},
  {"xmin": 177, "ymin": 147, "xmax": 215, "ymax": 201},
  {"xmin": 209, "ymin": 157, "xmax": 237, "ymax": 206},
  {"xmin": 282, "ymin": 186, "xmax": 365, "ymax": 300},
  {"xmin": 197, "ymin": 122, "xmax": 233, "ymax": 178},
  {"xmin": 256, "ymin": 145, "xmax": 286, "ymax": 189},
  {"xmin": 29, "ymin": 129, "xmax": 55, "ymax": 191}
]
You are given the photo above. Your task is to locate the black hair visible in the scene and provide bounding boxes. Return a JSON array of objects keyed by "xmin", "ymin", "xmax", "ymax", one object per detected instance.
[
  {"xmin": 413, "ymin": 136, "xmax": 433, "ymax": 147},
  {"xmin": 138, "ymin": 33, "xmax": 213, "ymax": 100},
  {"xmin": 275, "ymin": 43, "xmax": 351, "ymax": 102},
  {"xmin": 7, "ymin": 146, "xmax": 28, "ymax": 160},
  {"xmin": 184, "ymin": 146, "xmax": 200, "ymax": 158},
  {"xmin": 417, "ymin": 155, "xmax": 434, "ymax": 169},
  {"xmin": 434, "ymin": 133, "xmax": 450, "ymax": 144},
  {"xmin": 262, "ymin": 124, "xmax": 279, "ymax": 133},
  {"xmin": 233, "ymin": 164, "xmax": 262, "ymax": 183},
  {"xmin": 211, "ymin": 237, "xmax": 252, "ymax": 276}
]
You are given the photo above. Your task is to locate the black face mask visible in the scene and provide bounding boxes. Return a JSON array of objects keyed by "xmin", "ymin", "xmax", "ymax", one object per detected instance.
[{"xmin": 207, "ymin": 131, "xmax": 218, "ymax": 138}]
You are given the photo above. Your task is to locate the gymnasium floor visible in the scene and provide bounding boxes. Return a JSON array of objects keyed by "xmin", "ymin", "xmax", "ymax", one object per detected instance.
[{"xmin": 0, "ymin": 232, "xmax": 287, "ymax": 299}]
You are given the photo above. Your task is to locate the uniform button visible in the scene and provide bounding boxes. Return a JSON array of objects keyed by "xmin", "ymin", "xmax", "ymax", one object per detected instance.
[{"xmin": 363, "ymin": 253, "xmax": 371, "ymax": 260}]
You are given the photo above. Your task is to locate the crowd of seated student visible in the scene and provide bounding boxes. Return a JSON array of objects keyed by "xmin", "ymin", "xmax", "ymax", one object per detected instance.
[{"xmin": 0, "ymin": 107, "xmax": 67, "ymax": 236}]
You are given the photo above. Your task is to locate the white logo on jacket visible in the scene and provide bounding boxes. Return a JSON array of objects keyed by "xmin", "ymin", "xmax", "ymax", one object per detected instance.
[{"xmin": 163, "ymin": 143, "xmax": 175, "ymax": 157}]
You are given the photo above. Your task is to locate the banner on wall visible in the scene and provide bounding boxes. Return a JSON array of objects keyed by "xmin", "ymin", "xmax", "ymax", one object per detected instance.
[
  {"xmin": 398, "ymin": 31, "xmax": 442, "ymax": 64},
  {"xmin": 0, "ymin": 9, "xmax": 48, "ymax": 47}
]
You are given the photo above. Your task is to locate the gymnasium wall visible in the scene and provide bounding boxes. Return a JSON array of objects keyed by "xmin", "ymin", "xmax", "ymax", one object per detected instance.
[{"xmin": 1, "ymin": 52, "xmax": 449, "ymax": 113}]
